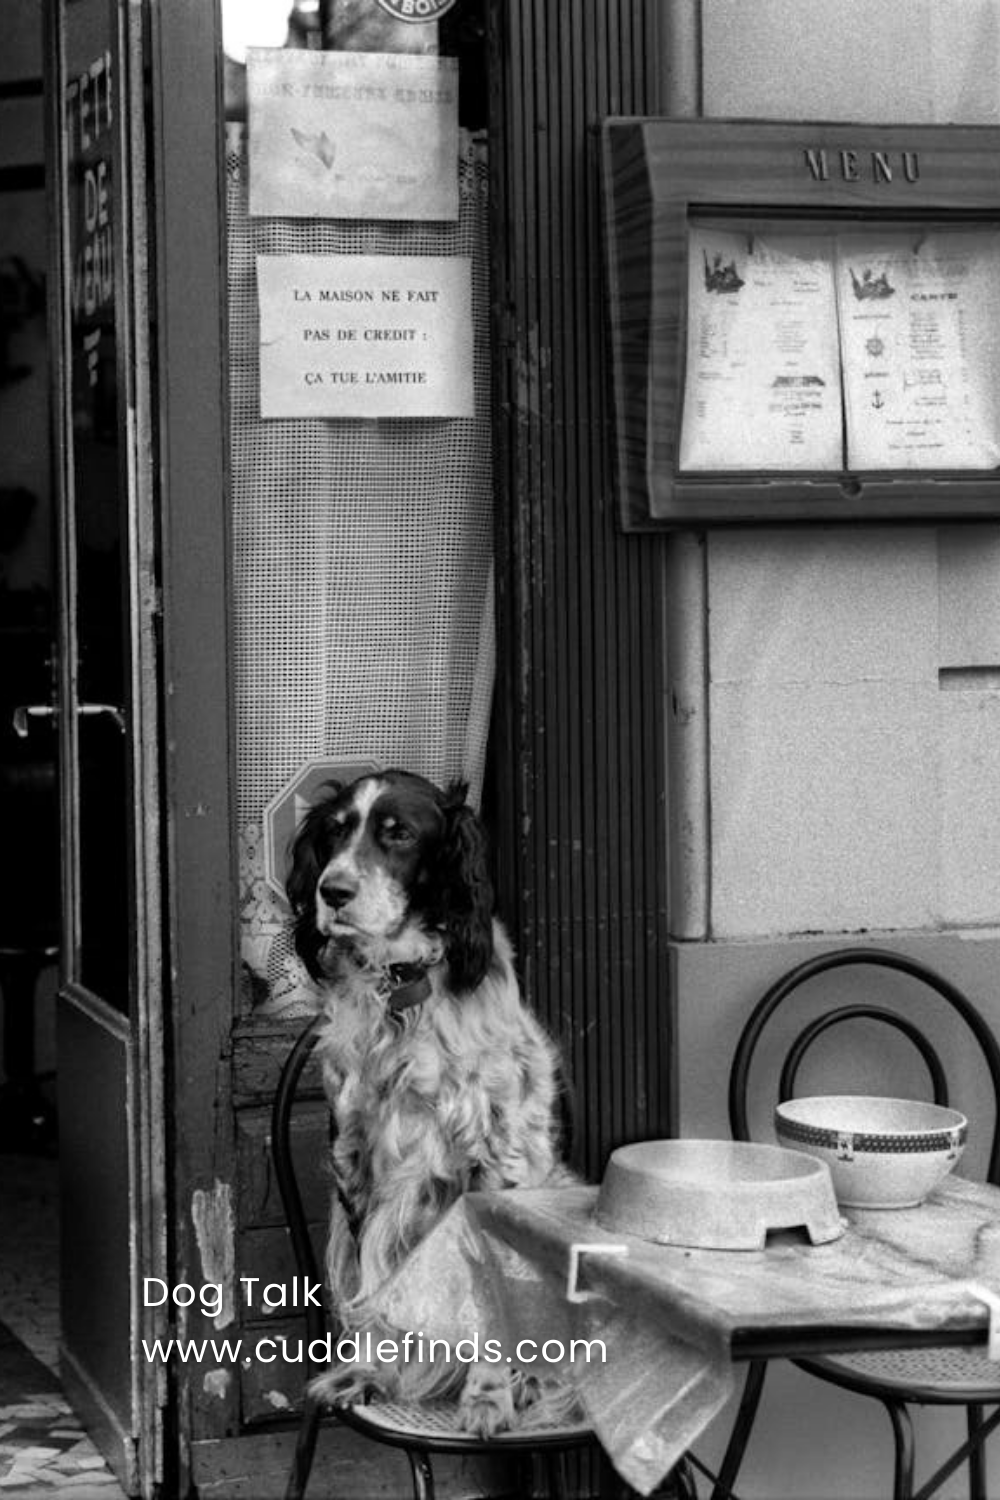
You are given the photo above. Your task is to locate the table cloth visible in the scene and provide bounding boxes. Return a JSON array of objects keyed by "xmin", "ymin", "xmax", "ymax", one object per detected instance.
[{"xmin": 370, "ymin": 1176, "xmax": 1000, "ymax": 1495}]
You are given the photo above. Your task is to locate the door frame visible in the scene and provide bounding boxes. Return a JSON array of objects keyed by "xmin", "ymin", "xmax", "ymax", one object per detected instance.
[{"xmin": 146, "ymin": 0, "xmax": 239, "ymax": 1488}]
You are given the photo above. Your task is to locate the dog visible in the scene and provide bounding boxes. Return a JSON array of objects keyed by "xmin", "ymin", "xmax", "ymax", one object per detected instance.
[{"xmin": 286, "ymin": 768, "xmax": 577, "ymax": 1435}]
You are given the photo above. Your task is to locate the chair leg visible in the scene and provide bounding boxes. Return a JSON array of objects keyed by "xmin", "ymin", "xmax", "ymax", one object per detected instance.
[
  {"xmin": 285, "ymin": 1392, "xmax": 323, "ymax": 1500},
  {"xmin": 711, "ymin": 1358, "xmax": 767, "ymax": 1500},
  {"xmin": 884, "ymin": 1399, "xmax": 916, "ymax": 1500},
  {"xmin": 544, "ymin": 1451, "xmax": 568, "ymax": 1499},
  {"xmin": 674, "ymin": 1455, "xmax": 699, "ymax": 1500},
  {"xmin": 597, "ymin": 1449, "xmax": 642, "ymax": 1498},
  {"xmin": 515, "ymin": 1454, "xmax": 537, "ymax": 1496},
  {"xmin": 405, "ymin": 1448, "xmax": 435, "ymax": 1500},
  {"xmin": 967, "ymin": 1404, "xmax": 986, "ymax": 1500}
]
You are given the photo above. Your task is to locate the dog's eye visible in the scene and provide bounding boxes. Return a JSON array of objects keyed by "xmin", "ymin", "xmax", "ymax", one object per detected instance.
[{"xmin": 380, "ymin": 817, "xmax": 415, "ymax": 845}]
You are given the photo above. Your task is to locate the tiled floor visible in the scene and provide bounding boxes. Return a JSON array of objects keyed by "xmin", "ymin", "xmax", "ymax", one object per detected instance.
[
  {"xmin": 0, "ymin": 1154, "xmax": 59, "ymax": 1369},
  {"xmin": 0, "ymin": 1154, "xmax": 128, "ymax": 1497}
]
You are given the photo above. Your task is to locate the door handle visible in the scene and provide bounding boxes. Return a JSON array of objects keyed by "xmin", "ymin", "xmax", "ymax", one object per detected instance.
[
  {"xmin": 13, "ymin": 702, "xmax": 126, "ymax": 737},
  {"xmin": 77, "ymin": 703, "xmax": 127, "ymax": 733},
  {"xmin": 12, "ymin": 704, "xmax": 54, "ymax": 737}
]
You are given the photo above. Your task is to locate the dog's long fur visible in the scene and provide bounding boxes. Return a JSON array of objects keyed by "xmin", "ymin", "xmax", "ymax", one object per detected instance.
[{"xmin": 287, "ymin": 769, "xmax": 576, "ymax": 1433}]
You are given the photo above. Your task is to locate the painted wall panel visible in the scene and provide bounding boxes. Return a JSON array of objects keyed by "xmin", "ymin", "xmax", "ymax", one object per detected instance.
[
  {"xmin": 939, "ymin": 526, "xmax": 1000, "ymax": 667},
  {"xmin": 708, "ymin": 528, "xmax": 938, "ymax": 686},
  {"xmin": 708, "ymin": 530, "xmax": 941, "ymax": 934},
  {"xmin": 702, "ymin": 0, "xmax": 1000, "ymax": 126},
  {"xmin": 711, "ymin": 680, "xmax": 940, "ymax": 935},
  {"xmin": 939, "ymin": 688, "xmax": 1000, "ymax": 923}
]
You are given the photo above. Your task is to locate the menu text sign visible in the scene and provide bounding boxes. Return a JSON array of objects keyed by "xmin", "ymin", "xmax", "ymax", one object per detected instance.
[{"xmin": 256, "ymin": 253, "xmax": 474, "ymax": 419}]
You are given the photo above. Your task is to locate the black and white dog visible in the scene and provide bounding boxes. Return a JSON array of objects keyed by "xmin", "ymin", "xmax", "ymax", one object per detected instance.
[{"xmin": 287, "ymin": 768, "xmax": 576, "ymax": 1434}]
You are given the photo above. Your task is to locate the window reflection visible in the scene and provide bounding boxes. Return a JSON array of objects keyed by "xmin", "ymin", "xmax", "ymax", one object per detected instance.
[{"xmin": 223, "ymin": 0, "xmax": 320, "ymax": 63}]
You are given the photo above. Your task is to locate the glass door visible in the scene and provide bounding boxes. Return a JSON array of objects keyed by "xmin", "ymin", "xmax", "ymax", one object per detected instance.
[{"xmin": 45, "ymin": 0, "xmax": 166, "ymax": 1492}]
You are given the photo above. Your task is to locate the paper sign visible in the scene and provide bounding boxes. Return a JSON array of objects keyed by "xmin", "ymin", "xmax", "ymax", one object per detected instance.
[
  {"xmin": 247, "ymin": 49, "xmax": 459, "ymax": 221},
  {"xmin": 680, "ymin": 227, "xmax": 844, "ymax": 471},
  {"xmin": 256, "ymin": 253, "xmax": 474, "ymax": 419},
  {"xmin": 837, "ymin": 229, "xmax": 1000, "ymax": 470}
]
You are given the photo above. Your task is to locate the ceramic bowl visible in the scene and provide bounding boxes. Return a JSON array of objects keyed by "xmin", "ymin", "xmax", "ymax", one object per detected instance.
[
  {"xmin": 774, "ymin": 1095, "xmax": 967, "ymax": 1209},
  {"xmin": 595, "ymin": 1138, "xmax": 844, "ymax": 1249}
]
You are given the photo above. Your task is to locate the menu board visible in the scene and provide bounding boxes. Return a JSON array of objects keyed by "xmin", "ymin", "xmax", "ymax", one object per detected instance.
[{"xmin": 680, "ymin": 223, "xmax": 1000, "ymax": 472}]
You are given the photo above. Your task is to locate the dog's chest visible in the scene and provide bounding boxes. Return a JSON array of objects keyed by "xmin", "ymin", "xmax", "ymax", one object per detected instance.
[{"xmin": 321, "ymin": 991, "xmax": 442, "ymax": 1153}]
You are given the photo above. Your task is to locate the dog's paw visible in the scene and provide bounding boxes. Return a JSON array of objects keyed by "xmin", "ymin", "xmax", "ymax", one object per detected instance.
[
  {"xmin": 512, "ymin": 1368, "xmax": 586, "ymax": 1431},
  {"xmin": 456, "ymin": 1362, "xmax": 518, "ymax": 1438},
  {"xmin": 309, "ymin": 1359, "xmax": 395, "ymax": 1410}
]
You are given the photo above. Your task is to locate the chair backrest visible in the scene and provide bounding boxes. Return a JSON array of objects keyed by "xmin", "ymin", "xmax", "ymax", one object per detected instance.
[
  {"xmin": 728, "ymin": 947, "xmax": 1000, "ymax": 1185},
  {"xmin": 271, "ymin": 1015, "xmax": 330, "ymax": 1352}
]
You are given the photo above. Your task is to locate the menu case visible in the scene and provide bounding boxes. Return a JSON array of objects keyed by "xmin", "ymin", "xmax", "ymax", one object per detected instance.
[{"xmin": 601, "ymin": 117, "xmax": 1000, "ymax": 527}]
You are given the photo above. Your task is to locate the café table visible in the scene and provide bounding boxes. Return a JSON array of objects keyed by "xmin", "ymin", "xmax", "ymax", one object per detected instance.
[{"xmin": 372, "ymin": 1175, "xmax": 1000, "ymax": 1497}]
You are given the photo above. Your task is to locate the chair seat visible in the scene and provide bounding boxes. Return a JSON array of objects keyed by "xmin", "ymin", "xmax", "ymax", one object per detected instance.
[
  {"xmin": 343, "ymin": 1396, "xmax": 593, "ymax": 1447},
  {"xmin": 800, "ymin": 1345, "xmax": 1000, "ymax": 1402}
]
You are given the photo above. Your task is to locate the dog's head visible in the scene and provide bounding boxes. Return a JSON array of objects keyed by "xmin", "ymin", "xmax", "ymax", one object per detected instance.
[{"xmin": 286, "ymin": 770, "xmax": 495, "ymax": 993}]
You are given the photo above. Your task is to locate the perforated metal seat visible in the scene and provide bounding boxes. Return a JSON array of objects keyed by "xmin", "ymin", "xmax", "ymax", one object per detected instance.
[
  {"xmin": 712, "ymin": 948, "xmax": 1000, "ymax": 1500},
  {"xmin": 807, "ymin": 1346, "xmax": 1000, "ymax": 1401},
  {"xmin": 351, "ymin": 1396, "xmax": 593, "ymax": 1445}
]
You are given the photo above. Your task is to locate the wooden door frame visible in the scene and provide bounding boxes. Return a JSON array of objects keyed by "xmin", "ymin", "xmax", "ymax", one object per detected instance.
[{"xmin": 144, "ymin": 0, "xmax": 240, "ymax": 1489}]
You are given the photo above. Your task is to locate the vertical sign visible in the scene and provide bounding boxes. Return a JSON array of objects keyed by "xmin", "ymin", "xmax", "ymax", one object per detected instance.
[{"xmin": 65, "ymin": 35, "xmax": 116, "ymax": 436}]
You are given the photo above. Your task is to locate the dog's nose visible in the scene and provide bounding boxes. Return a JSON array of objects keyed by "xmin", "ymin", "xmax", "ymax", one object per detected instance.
[{"xmin": 319, "ymin": 878, "xmax": 355, "ymax": 910}]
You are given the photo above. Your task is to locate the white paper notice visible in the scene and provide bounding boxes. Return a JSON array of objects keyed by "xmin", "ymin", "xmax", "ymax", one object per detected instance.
[
  {"xmin": 836, "ymin": 230, "xmax": 1000, "ymax": 470},
  {"xmin": 679, "ymin": 228, "xmax": 843, "ymax": 471},
  {"xmin": 247, "ymin": 49, "xmax": 459, "ymax": 221},
  {"xmin": 257, "ymin": 253, "xmax": 474, "ymax": 419}
]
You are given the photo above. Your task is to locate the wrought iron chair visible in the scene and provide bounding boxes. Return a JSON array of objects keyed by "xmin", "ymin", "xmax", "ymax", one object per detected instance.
[
  {"xmin": 271, "ymin": 1015, "xmax": 694, "ymax": 1500},
  {"xmin": 713, "ymin": 947, "xmax": 1000, "ymax": 1500}
]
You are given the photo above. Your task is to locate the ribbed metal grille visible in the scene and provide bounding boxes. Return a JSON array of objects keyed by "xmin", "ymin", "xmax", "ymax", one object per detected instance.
[{"xmin": 489, "ymin": 0, "xmax": 671, "ymax": 1181}]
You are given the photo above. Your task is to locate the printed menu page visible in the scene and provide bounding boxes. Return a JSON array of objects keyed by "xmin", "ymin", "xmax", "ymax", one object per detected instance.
[
  {"xmin": 679, "ymin": 227, "xmax": 844, "ymax": 472},
  {"xmin": 836, "ymin": 229, "xmax": 1000, "ymax": 470}
]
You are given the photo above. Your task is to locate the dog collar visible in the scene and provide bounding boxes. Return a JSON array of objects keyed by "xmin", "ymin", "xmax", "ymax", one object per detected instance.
[{"xmin": 382, "ymin": 962, "xmax": 432, "ymax": 1017}]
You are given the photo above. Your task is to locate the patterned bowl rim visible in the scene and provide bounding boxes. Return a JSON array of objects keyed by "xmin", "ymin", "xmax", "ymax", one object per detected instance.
[{"xmin": 775, "ymin": 1097, "xmax": 967, "ymax": 1156}]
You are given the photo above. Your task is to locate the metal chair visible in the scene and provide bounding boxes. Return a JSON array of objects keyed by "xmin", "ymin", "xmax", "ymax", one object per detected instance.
[
  {"xmin": 712, "ymin": 947, "xmax": 1000, "ymax": 1500},
  {"xmin": 271, "ymin": 1015, "xmax": 694, "ymax": 1500}
]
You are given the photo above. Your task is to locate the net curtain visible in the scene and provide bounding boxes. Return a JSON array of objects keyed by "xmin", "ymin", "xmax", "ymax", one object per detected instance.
[{"xmin": 226, "ymin": 126, "xmax": 495, "ymax": 1012}]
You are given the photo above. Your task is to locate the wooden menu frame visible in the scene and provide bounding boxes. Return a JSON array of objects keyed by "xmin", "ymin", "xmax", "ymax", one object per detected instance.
[{"xmin": 601, "ymin": 118, "xmax": 1000, "ymax": 528}]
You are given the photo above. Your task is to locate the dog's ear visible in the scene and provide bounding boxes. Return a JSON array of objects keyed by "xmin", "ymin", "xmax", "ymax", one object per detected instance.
[
  {"xmin": 437, "ymin": 780, "xmax": 495, "ymax": 993},
  {"xmin": 285, "ymin": 787, "xmax": 341, "ymax": 979}
]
